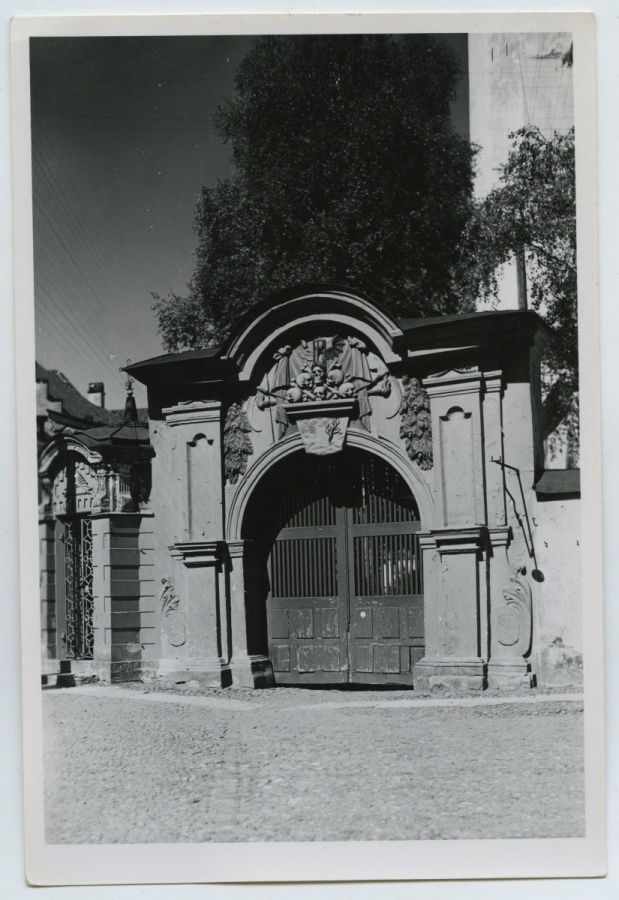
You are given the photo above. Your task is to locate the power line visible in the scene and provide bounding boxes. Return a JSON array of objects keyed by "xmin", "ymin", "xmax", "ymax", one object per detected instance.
[
  {"xmin": 124, "ymin": 37, "xmax": 230, "ymax": 84},
  {"xmin": 33, "ymin": 120, "xmax": 215, "ymax": 132},
  {"xmin": 34, "ymin": 113, "xmax": 212, "ymax": 123},
  {"xmin": 33, "ymin": 127, "xmax": 168, "ymax": 342}
]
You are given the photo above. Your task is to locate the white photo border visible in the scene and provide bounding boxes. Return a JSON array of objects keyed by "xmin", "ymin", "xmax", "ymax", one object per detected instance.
[{"xmin": 11, "ymin": 11, "xmax": 605, "ymax": 886}]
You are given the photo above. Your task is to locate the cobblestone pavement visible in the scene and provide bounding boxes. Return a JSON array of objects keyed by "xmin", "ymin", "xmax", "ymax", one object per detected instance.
[{"xmin": 42, "ymin": 685, "xmax": 585, "ymax": 844}]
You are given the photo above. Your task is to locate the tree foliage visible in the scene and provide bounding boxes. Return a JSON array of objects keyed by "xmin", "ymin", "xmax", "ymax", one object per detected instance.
[
  {"xmin": 154, "ymin": 35, "xmax": 476, "ymax": 350},
  {"xmin": 456, "ymin": 125, "xmax": 577, "ymax": 440}
]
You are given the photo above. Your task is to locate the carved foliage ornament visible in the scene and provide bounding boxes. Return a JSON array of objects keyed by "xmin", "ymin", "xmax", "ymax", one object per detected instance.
[
  {"xmin": 224, "ymin": 402, "xmax": 253, "ymax": 484},
  {"xmin": 399, "ymin": 376, "xmax": 433, "ymax": 470}
]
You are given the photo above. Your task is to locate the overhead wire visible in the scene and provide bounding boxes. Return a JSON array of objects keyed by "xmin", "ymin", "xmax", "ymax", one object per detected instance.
[
  {"xmin": 33, "ymin": 123, "xmax": 164, "ymax": 344},
  {"xmin": 31, "ymin": 162, "xmax": 158, "ymax": 393},
  {"xmin": 124, "ymin": 36, "xmax": 230, "ymax": 84}
]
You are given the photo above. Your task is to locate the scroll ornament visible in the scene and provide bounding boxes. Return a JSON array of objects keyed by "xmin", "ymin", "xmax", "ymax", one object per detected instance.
[
  {"xmin": 399, "ymin": 376, "xmax": 433, "ymax": 470},
  {"xmin": 224, "ymin": 402, "xmax": 253, "ymax": 484},
  {"xmin": 497, "ymin": 568, "xmax": 533, "ymax": 654},
  {"xmin": 160, "ymin": 576, "xmax": 186, "ymax": 647}
]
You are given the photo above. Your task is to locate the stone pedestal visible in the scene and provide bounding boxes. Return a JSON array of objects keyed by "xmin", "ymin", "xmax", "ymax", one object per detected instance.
[
  {"xmin": 162, "ymin": 541, "xmax": 231, "ymax": 687},
  {"xmin": 487, "ymin": 528, "xmax": 534, "ymax": 690},
  {"xmin": 415, "ymin": 528, "xmax": 487, "ymax": 692}
]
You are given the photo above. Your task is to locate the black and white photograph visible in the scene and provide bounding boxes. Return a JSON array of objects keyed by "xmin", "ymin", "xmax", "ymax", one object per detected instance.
[{"xmin": 10, "ymin": 11, "xmax": 605, "ymax": 887}]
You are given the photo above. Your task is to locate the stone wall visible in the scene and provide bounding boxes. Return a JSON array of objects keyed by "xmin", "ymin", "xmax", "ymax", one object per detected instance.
[{"xmin": 531, "ymin": 496, "xmax": 582, "ymax": 687}]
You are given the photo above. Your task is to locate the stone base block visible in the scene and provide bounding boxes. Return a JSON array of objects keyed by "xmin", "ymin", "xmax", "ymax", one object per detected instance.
[
  {"xmin": 156, "ymin": 658, "xmax": 232, "ymax": 688},
  {"xmin": 487, "ymin": 672, "xmax": 534, "ymax": 691},
  {"xmin": 93, "ymin": 660, "xmax": 141, "ymax": 683},
  {"xmin": 414, "ymin": 657, "xmax": 487, "ymax": 693},
  {"xmin": 230, "ymin": 654, "xmax": 275, "ymax": 689},
  {"xmin": 487, "ymin": 659, "xmax": 534, "ymax": 691}
]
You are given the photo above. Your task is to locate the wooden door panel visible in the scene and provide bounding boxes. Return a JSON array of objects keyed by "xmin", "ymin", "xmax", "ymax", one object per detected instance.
[
  {"xmin": 265, "ymin": 449, "xmax": 425, "ymax": 687},
  {"xmin": 321, "ymin": 643, "xmax": 342, "ymax": 672},
  {"xmin": 272, "ymin": 644, "xmax": 290, "ymax": 672},
  {"xmin": 268, "ymin": 519, "xmax": 348, "ymax": 682},
  {"xmin": 377, "ymin": 644, "xmax": 401, "ymax": 674},
  {"xmin": 270, "ymin": 608, "xmax": 289, "ymax": 639},
  {"xmin": 408, "ymin": 603, "xmax": 424, "ymax": 639},
  {"xmin": 269, "ymin": 597, "xmax": 348, "ymax": 681},
  {"xmin": 353, "ymin": 607, "xmax": 373, "ymax": 638},
  {"xmin": 297, "ymin": 644, "xmax": 315, "ymax": 672},
  {"xmin": 291, "ymin": 608, "xmax": 314, "ymax": 639},
  {"xmin": 349, "ymin": 486, "xmax": 424, "ymax": 685},
  {"xmin": 377, "ymin": 606, "xmax": 401, "ymax": 639},
  {"xmin": 349, "ymin": 593, "xmax": 424, "ymax": 684},
  {"xmin": 321, "ymin": 607, "xmax": 340, "ymax": 638},
  {"xmin": 355, "ymin": 645, "xmax": 374, "ymax": 673}
]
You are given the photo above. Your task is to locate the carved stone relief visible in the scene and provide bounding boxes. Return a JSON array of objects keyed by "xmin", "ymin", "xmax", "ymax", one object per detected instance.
[
  {"xmin": 255, "ymin": 336, "xmax": 391, "ymax": 441},
  {"xmin": 50, "ymin": 457, "xmax": 106, "ymax": 516},
  {"xmin": 292, "ymin": 406, "xmax": 351, "ymax": 455}
]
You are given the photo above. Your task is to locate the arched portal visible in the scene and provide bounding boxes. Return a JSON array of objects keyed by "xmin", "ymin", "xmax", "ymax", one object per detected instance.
[{"xmin": 242, "ymin": 447, "xmax": 424, "ymax": 686}]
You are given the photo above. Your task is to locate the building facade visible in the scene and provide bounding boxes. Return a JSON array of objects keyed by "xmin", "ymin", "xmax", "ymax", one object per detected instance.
[{"xmin": 39, "ymin": 285, "xmax": 582, "ymax": 691}]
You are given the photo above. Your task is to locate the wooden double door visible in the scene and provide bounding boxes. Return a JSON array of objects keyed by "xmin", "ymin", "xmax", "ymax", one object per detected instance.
[{"xmin": 265, "ymin": 450, "xmax": 424, "ymax": 686}]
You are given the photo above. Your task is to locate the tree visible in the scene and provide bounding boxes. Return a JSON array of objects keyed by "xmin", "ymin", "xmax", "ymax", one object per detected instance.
[
  {"xmin": 456, "ymin": 125, "xmax": 577, "ymax": 450},
  {"xmin": 154, "ymin": 35, "xmax": 476, "ymax": 350}
]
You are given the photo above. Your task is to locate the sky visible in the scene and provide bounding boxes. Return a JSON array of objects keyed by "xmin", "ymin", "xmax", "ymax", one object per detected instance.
[{"xmin": 30, "ymin": 34, "xmax": 469, "ymax": 409}]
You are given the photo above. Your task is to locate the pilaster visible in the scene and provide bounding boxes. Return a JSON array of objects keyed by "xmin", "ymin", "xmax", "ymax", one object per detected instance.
[
  {"xmin": 483, "ymin": 371, "xmax": 507, "ymax": 527},
  {"xmin": 415, "ymin": 368, "xmax": 489, "ymax": 692},
  {"xmin": 91, "ymin": 515, "xmax": 149, "ymax": 683},
  {"xmin": 227, "ymin": 540, "xmax": 275, "ymax": 688},
  {"xmin": 162, "ymin": 400, "xmax": 224, "ymax": 543},
  {"xmin": 155, "ymin": 401, "xmax": 231, "ymax": 686},
  {"xmin": 39, "ymin": 517, "xmax": 57, "ymax": 660},
  {"xmin": 424, "ymin": 368, "xmax": 486, "ymax": 528}
]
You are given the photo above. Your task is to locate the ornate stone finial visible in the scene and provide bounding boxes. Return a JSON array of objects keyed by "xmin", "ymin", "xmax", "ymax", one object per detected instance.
[
  {"xmin": 121, "ymin": 359, "xmax": 138, "ymax": 424},
  {"xmin": 123, "ymin": 359, "xmax": 134, "ymax": 394}
]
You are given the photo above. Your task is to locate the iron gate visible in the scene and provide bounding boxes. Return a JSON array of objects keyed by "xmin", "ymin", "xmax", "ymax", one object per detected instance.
[{"xmin": 63, "ymin": 518, "xmax": 94, "ymax": 659}]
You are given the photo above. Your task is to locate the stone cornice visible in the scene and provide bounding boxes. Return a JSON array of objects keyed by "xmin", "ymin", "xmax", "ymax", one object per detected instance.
[
  {"xmin": 163, "ymin": 400, "xmax": 223, "ymax": 427},
  {"xmin": 423, "ymin": 526, "xmax": 487, "ymax": 553},
  {"xmin": 487, "ymin": 526, "xmax": 513, "ymax": 548},
  {"xmin": 423, "ymin": 368, "xmax": 483, "ymax": 397},
  {"xmin": 169, "ymin": 540, "xmax": 225, "ymax": 567}
]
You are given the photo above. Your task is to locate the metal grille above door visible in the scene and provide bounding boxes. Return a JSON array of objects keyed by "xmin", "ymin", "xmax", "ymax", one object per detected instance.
[{"xmin": 264, "ymin": 450, "xmax": 424, "ymax": 686}]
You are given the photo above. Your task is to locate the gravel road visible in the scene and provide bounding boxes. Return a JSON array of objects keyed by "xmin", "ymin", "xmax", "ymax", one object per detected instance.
[{"xmin": 42, "ymin": 686, "xmax": 585, "ymax": 844}]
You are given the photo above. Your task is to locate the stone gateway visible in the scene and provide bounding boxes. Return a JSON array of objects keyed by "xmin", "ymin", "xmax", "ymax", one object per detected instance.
[{"xmin": 39, "ymin": 285, "xmax": 582, "ymax": 692}]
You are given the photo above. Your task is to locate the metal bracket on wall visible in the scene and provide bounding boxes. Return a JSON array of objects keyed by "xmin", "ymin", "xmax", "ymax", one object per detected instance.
[{"xmin": 491, "ymin": 457, "xmax": 544, "ymax": 582}]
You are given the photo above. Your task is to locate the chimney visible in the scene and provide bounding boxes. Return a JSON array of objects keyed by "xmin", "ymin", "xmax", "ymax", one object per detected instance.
[{"xmin": 87, "ymin": 382, "xmax": 105, "ymax": 408}]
